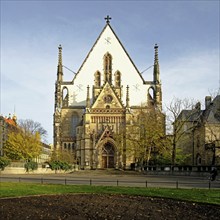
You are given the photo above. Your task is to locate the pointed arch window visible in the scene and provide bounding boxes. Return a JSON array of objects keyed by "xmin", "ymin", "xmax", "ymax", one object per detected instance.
[
  {"xmin": 62, "ymin": 87, "xmax": 69, "ymax": 107},
  {"xmin": 71, "ymin": 113, "xmax": 79, "ymax": 137},
  {"xmin": 103, "ymin": 53, "xmax": 112, "ymax": 82},
  {"xmin": 94, "ymin": 71, "xmax": 101, "ymax": 87},
  {"xmin": 64, "ymin": 143, "xmax": 67, "ymax": 149},
  {"xmin": 114, "ymin": 71, "xmax": 121, "ymax": 87},
  {"xmin": 148, "ymin": 87, "xmax": 156, "ymax": 106}
]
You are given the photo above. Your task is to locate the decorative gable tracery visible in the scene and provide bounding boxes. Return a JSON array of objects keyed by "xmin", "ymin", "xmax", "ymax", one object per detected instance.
[{"xmin": 91, "ymin": 82, "xmax": 124, "ymax": 109}]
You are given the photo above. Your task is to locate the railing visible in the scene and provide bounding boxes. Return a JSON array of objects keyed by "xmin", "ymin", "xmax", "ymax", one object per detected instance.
[
  {"xmin": 0, "ymin": 176, "xmax": 219, "ymax": 189},
  {"xmin": 142, "ymin": 165, "xmax": 220, "ymax": 172}
]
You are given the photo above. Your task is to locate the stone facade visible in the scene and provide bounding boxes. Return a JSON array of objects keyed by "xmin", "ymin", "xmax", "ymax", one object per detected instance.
[
  {"xmin": 53, "ymin": 19, "xmax": 163, "ymax": 169},
  {"xmin": 176, "ymin": 95, "xmax": 220, "ymax": 166}
]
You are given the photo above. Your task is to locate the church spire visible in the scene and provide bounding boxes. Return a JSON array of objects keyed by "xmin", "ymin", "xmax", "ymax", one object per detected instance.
[
  {"xmin": 57, "ymin": 44, "xmax": 63, "ymax": 82},
  {"xmin": 153, "ymin": 44, "xmax": 162, "ymax": 111},
  {"xmin": 153, "ymin": 44, "xmax": 160, "ymax": 84}
]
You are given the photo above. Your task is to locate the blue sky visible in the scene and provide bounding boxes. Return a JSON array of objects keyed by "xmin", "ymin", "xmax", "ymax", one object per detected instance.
[{"xmin": 1, "ymin": 0, "xmax": 219, "ymax": 143}]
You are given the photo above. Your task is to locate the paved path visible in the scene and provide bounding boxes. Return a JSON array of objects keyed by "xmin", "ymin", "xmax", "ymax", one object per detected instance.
[{"xmin": 1, "ymin": 170, "xmax": 219, "ymax": 189}]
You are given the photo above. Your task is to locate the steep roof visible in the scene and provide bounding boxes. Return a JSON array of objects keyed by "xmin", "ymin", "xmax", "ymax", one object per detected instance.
[
  {"xmin": 73, "ymin": 23, "xmax": 145, "ymax": 83},
  {"xmin": 178, "ymin": 109, "xmax": 202, "ymax": 122},
  {"xmin": 4, "ymin": 117, "xmax": 17, "ymax": 127},
  {"xmin": 178, "ymin": 95, "xmax": 220, "ymax": 124}
]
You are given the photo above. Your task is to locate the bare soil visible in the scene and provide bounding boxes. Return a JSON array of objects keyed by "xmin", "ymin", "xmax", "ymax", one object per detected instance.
[{"xmin": 0, "ymin": 194, "xmax": 220, "ymax": 220}]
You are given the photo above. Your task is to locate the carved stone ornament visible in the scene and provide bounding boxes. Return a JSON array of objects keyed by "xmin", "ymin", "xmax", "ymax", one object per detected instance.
[{"xmin": 104, "ymin": 95, "xmax": 113, "ymax": 103}]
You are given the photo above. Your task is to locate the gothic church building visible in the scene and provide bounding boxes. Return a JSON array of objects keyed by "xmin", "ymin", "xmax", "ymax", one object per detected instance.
[{"xmin": 54, "ymin": 17, "xmax": 162, "ymax": 169}]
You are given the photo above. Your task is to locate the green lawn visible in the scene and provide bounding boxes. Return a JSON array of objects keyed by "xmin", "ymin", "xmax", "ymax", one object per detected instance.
[{"xmin": 0, "ymin": 182, "xmax": 220, "ymax": 205}]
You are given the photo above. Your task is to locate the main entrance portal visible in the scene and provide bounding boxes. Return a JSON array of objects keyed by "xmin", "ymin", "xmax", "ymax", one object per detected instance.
[{"xmin": 102, "ymin": 142, "xmax": 115, "ymax": 168}]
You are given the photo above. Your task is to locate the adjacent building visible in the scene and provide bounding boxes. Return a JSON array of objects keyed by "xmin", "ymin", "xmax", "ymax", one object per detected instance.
[
  {"xmin": 0, "ymin": 114, "xmax": 17, "ymax": 156},
  {"xmin": 176, "ymin": 95, "xmax": 220, "ymax": 166}
]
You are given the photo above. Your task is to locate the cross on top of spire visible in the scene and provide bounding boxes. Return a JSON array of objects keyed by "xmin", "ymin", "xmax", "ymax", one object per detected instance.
[{"xmin": 105, "ymin": 15, "xmax": 112, "ymax": 24}]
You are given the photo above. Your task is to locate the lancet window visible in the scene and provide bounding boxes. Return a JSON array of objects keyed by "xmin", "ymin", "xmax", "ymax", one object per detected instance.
[
  {"xmin": 114, "ymin": 71, "xmax": 121, "ymax": 87},
  {"xmin": 103, "ymin": 53, "xmax": 112, "ymax": 83},
  {"xmin": 94, "ymin": 71, "xmax": 101, "ymax": 87},
  {"xmin": 62, "ymin": 87, "xmax": 69, "ymax": 107}
]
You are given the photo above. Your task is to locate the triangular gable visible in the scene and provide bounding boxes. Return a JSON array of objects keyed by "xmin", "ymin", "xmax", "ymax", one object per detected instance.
[
  {"xmin": 206, "ymin": 109, "xmax": 220, "ymax": 123},
  {"xmin": 107, "ymin": 24, "xmax": 145, "ymax": 82},
  {"xmin": 72, "ymin": 23, "xmax": 145, "ymax": 83},
  {"xmin": 91, "ymin": 82, "xmax": 124, "ymax": 109},
  {"xmin": 96, "ymin": 125, "xmax": 114, "ymax": 145}
]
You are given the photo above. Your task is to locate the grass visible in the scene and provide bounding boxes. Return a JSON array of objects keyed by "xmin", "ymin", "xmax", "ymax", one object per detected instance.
[{"xmin": 0, "ymin": 182, "xmax": 220, "ymax": 205}]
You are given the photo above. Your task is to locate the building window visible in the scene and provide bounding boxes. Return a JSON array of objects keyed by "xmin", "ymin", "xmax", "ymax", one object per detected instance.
[
  {"xmin": 71, "ymin": 113, "xmax": 79, "ymax": 137},
  {"xmin": 94, "ymin": 71, "xmax": 101, "ymax": 87},
  {"xmin": 114, "ymin": 71, "xmax": 121, "ymax": 87},
  {"xmin": 62, "ymin": 87, "xmax": 69, "ymax": 107},
  {"xmin": 103, "ymin": 53, "xmax": 112, "ymax": 82}
]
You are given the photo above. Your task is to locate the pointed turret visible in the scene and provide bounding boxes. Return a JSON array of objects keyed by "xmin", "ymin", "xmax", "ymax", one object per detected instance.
[
  {"xmin": 153, "ymin": 44, "xmax": 162, "ymax": 111},
  {"xmin": 153, "ymin": 44, "xmax": 160, "ymax": 84},
  {"xmin": 54, "ymin": 45, "xmax": 63, "ymax": 150},
  {"xmin": 55, "ymin": 45, "xmax": 63, "ymax": 110},
  {"xmin": 57, "ymin": 44, "xmax": 63, "ymax": 82},
  {"xmin": 86, "ymin": 85, "xmax": 90, "ymax": 108}
]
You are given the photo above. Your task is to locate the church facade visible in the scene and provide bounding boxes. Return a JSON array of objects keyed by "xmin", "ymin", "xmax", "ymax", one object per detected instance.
[{"xmin": 53, "ymin": 17, "xmax": 163, "ymax": 169}]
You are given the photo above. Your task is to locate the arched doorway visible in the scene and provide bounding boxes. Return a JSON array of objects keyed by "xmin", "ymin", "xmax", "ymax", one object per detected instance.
[{"xmin": 102, "ymin": 142, "xmax": 115, "ymax": 168}]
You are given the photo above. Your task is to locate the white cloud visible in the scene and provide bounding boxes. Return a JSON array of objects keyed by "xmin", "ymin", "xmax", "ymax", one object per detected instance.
[{"xmin": 161, "ymin": 49, "xmax": 219, "ymax": 107}]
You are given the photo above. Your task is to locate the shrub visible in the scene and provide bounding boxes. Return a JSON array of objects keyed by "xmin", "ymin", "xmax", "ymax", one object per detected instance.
[
  {"xmin": 0, "ymin": 156, "xmax": 11, "ymax": 170},
  {"xmin": 47, "ymin": 161, "xmax": 72, "ymax": 172},
  {"xmin": 24, "ymin": 161, "xmax": 38, "ymax": 172}
]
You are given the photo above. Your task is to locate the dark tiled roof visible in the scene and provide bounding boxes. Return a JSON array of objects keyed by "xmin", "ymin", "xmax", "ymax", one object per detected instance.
[{"xmin": 178, "ymin": 95, "xmax": 220, "ymax": 123}]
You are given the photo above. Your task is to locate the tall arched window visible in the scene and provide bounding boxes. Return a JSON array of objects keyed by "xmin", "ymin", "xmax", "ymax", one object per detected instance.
[
  {"xmin": 103, "ymin": 53, "xmax": 112, "ymax": 83},
  {"xmin": 72, "ymin": 143, "xmax": 75, "ymax": 150},
  {"xmin": 148, "ymin": 87, "xmax": 155, "ymax": 106},
  {"xmin": 148, "ymin": 87, "xmax": 155, "ymax": 100},
  {"xmin": 62, "ymin": 87, "xmax": 69, "ymax": 107},
  {"xmin": 94, "ymin": 71, "xmax": 101, "ymax": 87},
  {"xmin": 114, "ymin": 71, "xmax": 121, "ymax": 87},
  {"xmin": 71, "ymin": 113, "xmax": 79, "ymax": 137}
]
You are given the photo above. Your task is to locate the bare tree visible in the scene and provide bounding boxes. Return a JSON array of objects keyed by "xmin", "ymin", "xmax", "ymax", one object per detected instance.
[
  {"xmin": 166, "ymin": 97, "xmax": 197, "ymax": 165},
  {"xmin": 18, "ymin": 119, "xmax": 47, "ymax": 142},
  {"xmin": 4, "ymin": 119, "xmax": 48, "ymax": 161},
  {"xmin": 120, "ymin": 107, "xmax": 166, "ymax": 168}
]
